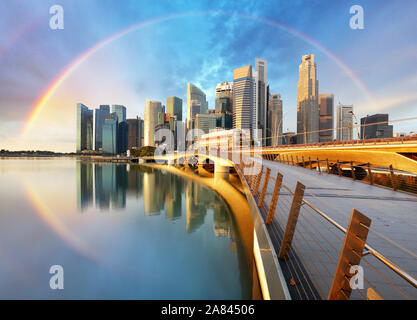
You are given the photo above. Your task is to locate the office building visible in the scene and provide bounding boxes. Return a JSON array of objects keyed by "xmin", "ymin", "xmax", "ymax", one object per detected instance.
[
  {"xmin": 297, "ymin": 54, "xmax": 319, "ymax": 144},
  {"xmin": 233, "ymin": 65, "xmax": 253, "ymax": 132},
  {"xmin": 187, "ymin": 83, "xmax": 208, "ymax": 130},
  {"xmin": 144, "ymin": 99, "xmax": 163, "ymax": 146},
  {"xmin": 94, "ymin": 105, "xmax": 110, "ymax": 151},
  {"xmin": 76, "ymin": 103, "xmax": 93, "ymax": 152},
  {"xmin": 360, "ymin": 114, "xmax": 393, "ymax": 139},
  {"xmin": 253, "ymin": 58, "xmax": 267, "ymax": 144},
  {"xmin": 319, "ymin": 94, "xmax": 334, "ymax": 143},
  {"xmin": 195, "ymin": 114, "xmax": 217, "ymax": 134},
  {"xmin": 166, "ymin": 96, "xmax": 183, "ymax": 121},
  {"xmin": 268, "ymin": 94, "xmax": 283, "ymax": 146},
  {"xmin": 215, "ymin": 82, "xmax": 233, "ymax": 113},
  {"xmin": 111, "ymin": 105, "xmax": 128, "ymax": 154},
  {"xmin": 127, "ymin": 117, "xmax": 144, "ymax": 149},
  {"xmin": 102, "ymin": 112, "xmax": 118, "ymax": 154},
  {"xmin": 336, "ymin": 104, "xmax": 353, "ymax": 141}
]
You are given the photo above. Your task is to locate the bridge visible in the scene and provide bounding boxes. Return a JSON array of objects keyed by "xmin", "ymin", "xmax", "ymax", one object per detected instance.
[{"xmin": 139, "ymin": 141, "xmax": 417, "ymax": 300}]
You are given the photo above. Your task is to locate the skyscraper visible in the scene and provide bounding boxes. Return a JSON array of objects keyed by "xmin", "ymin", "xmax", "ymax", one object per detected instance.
[
  {"xmin": 144, "ymin": 99, "xmax": 163, "ymax": 146},
  {"xmin": 195, "ymin": 114, "xmax": 217, "ymax": 134},
  {"xmin": 215, "ymin": 82, "xmax": 233, "ymax": 113},
  {"xmin": 319, "ymin": 94, "xmax": 334, "ymax": 143},
  {"xmin": 76, "ymin": 103, "xmax": 93, "ymax": 152},
  {"xmin": 127, "ymin": 117, "xmax": 144, "ymax": 149},
  {"xmin": 95, "ymin": 105, "xmax": 110, "ymax": 151},
  {"xmin": 360, "ymin": 114, "xmax": 393, "ymax": 139},
  {"xmin": 111, "ymin": 105, "xmax": 126, "ymax": 123},
  {"xmin": 253, "ymin": 58, "xmax": 267, "ymax": 144},
  {"xmin": 102, "ymin": 112, "xmax": 118, "ymax": 154},
  {"xmin": 268, "ymin": 94, "xmax": 283, "ymax": 146},
  {"xmin": 336, "ymin": 104, "xmax": 353, "ymax": 141},
  {"xmin": 166, "ymin": 96, "xmax": 182, "ymax": 121},
  {"xmin": 233, "ymin": 65, "xmax": 253, "ymax": 132},
  {"xmin": 187, "ymin": 83, "xmax": 208, "ymax": 130},
  {"xmin": 111, "ymin": 104, "xmax": 128, "ymax": 154},
  {"xmin": 297, "ymin": 54, "xmax": 319, "ymax": 144}
]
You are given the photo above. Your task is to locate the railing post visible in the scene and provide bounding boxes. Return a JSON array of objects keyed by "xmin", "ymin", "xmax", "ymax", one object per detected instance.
[
  {"xmin": 337, "ymin": 160, "xmax": 342, "ymax": 177},
  {"xmin": 389, "ymin": 165, "xmax": 397, "ymax": 191},
  {"xmin": 250, "ymin": 164, "xmax": 259, "ymax": 191},
  {"xmin": 258, "ymin": 168, "xmax": 271, "ymax": 207},
  {"xmin": 291, "ymin": 155, "xmax": 294, "ymax": 166},
  {"xmin": 286, "ymin": 154, "xmax": 289, "ymax": 165},
  {"xmin": 326, "ymin": 158, "xmax": 330, "ymax": 173},
  {"xmin": 317, "ymin": 157, "xmax": 321, "ymax": 173},
  {"xmin": 249, "ymin": 162, "xmax": 255, "ymax": 185},
  {"xmin": 296, "ymin": 155, "xmax": 299, "ymax": 165},
  {"xmin": 302, "ymin": 156, "xmax": 305, "ymax": 167},
  {"xmin": 278, "ymin": 182, "xmax": 306, "ymax": 260},
  {"xmin": 351, "ymin": 161, "xmax": 355, "ymax": 180},
  {"xmin": 253, "ymin": 165, "xmax": 264, "ymax": 196},
  {"xmin": 367, "ymin": 163, "xmax": 373, "ymax": 185},
  {"xmin": 309, "ymin": 157, "xmax": 313, "ymax": 169},
  {"xmin": 266, "ymin": 173, "xmax": 283, "ymax": 225},
  {"xmin": 328, "ymin": 209, "xmax": 371, "ymax": 300}
]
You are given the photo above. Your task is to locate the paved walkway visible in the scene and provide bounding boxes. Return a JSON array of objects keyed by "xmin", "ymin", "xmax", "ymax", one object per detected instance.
[{"xmin": 251, "ymin": 158, "xmax": 417, "ymax": 300}]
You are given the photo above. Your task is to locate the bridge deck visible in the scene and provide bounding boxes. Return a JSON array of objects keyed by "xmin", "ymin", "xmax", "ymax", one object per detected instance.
[{"xmin": 252, "ymin": 158, "xmax": 417, "ymax": 300}]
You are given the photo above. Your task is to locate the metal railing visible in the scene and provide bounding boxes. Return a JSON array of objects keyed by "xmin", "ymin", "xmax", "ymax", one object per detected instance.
[{"xmin": 234, "ymin": 154, "xmax": 417, "ymax": 300}]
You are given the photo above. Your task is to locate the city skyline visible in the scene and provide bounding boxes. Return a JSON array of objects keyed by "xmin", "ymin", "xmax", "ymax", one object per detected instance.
[{"xmin": 1, "ymin": 1, "xmax": 417, "ymax": 152}]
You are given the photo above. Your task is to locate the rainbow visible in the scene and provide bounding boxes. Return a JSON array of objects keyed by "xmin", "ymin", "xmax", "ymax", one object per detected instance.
[{"xmin": 20, "ymin": 10, "xmax": 374, "ymax": 137}]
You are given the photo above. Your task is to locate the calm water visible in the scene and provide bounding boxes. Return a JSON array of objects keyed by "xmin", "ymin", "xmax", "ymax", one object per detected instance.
[{"xmin": 0, "ymin": 159, "xmax": 254, "ymax": 299}]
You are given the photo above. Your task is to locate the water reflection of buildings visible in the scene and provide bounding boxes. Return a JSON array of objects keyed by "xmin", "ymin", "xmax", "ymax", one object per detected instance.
[{"xmin": 76, "ymin": 162, "xmax": 232, "ymax": 240}]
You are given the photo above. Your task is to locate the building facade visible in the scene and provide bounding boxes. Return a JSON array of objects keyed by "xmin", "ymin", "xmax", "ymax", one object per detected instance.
[
  {"xmin": 94, "ymin": 105, "xmax": 110, "ymax": 151},
  {"xmin": 215, "ymin": 82, "xmax": 233, "ymax": 113},
  {"xmin": 336, "ymin": 104, "xmax": 353, "ymax": 141},
  {"xmin": 268, "ymin": 94, "xmax": 283, "ymax": 146},
  {"xmin": 297, "ymin": 54, "xmax": 319, "ymax": 144},
  {"xmin": 253, "ymin": 58, "xmax": 267, "ymax": 144},
  {"xmin": 233, "ymin": 65, "xmax": 253, "ymax": 132},
  {"xmin": 195, "ymin": 114, "xmax": 217, "ymax": 134},
  {"xmin": 144, "ymin": 99, "xmax": 163, "ymax": 146},
  {"xmin": 360, "ymin": 114, "xmax": 393, "ymax": 139},
  {"xmin": 76, "ymin": 103, "xmax": 93, "ymax": 152},
  {"xmin": 166, "ymin": 96, "xmax": 182, "ymax": 121},
  {"xmin": 102, "ymin": 113, "xmax": 118, "ymax": 154},
  {"xmin": 187, "ymin": 83, "xmax": 208, "ymax": 130},
  {"xmin": 318, "ymin": 94, "xmax": 334, "ymax": 143},
  {"xmin": 127, "ymin": 117, "xmax": 144, "ymax": 149}
]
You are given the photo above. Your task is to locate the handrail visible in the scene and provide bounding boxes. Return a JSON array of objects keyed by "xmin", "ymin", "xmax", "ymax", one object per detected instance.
[{"xmin": 281, "ymin": 185, "xmax": 417, "ymax": 289}]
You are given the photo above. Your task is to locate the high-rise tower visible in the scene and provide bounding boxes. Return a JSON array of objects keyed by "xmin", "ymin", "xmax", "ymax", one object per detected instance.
[
  {"xmin": 253, "ymin": 58, "xmax": 267, "ymax": 144},
  {"xmin": 297, "ymin": 54, "xmax": 319, "ymax": 144},
  {"xmin": 144, "ymin": 99, "xmax": 163, "ymax": 146},
  {"xmin": 76, "ymin": 103, "xmax": 93, "ymax": 152},
  {"xmin": 233, "ymin": 65, "xmax": 253, "ymax": 132},
  {"xmin": 95, "ymin": 105, "xmax": 110, "ymax": 151},
  {"xmin": 186, "ymin": 83, "xmax": 208, "ymax": 130}
]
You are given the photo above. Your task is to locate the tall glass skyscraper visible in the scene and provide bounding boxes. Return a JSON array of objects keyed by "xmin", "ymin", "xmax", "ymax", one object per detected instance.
[
  {"xmin": 102, "ymin": 113, "xmax": 118, "ymax": 154},
  {"xmin": 187, "ymin": 83, "xmax": 208, "ymax": 130},
  {"xmin": 297, "ymin": 54, "xmax": 319, "ymax": 144},
  {"xmin": 215, "ymin": 82, "xmax": 233, "ymax": 113},
  {"xmin": 319, "ymin": 94, "xmax": 334, "ymax": 143},
  {"xmin": 76, "ymin": 103, "xmax": 93, "ymax": 152},
  {"xmin": 233, "ymin": 66, "xmax": 253, "ymax": 132},
  {"xmin": 166, "ymin": 96, "xmax": 182, "ymax": 121},
  {"xmin": 253, "ymin": 58, "xmax": 267, "ymax": 144},
  {"xmin": 111, "ymin": 104, "xmax": 128, "ymax": 154},
  {"xmin": 268, "ymin": 94, "xmax": 283, "ymax": 146},
  {"xmin": 95, "ymin": 105, "xmax": 110, "ymax": 151},
  {"xmin": 144, "ymin": 99, "xmax": 163, "ymax": 146},
  {"xmin": 127, "ymin": 117, "xmax": 144, "ymax": 149}
]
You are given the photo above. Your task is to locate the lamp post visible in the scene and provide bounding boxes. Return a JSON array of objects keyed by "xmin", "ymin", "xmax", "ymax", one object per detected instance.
[{"xmin": 348, "ymin": 110, "xmax": 360, "ymax": 140}]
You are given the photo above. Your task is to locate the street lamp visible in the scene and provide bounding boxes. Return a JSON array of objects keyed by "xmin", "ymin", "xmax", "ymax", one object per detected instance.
[{"xmin": 348, "ymin": 110, "xmax": 360, "ymax": 140}]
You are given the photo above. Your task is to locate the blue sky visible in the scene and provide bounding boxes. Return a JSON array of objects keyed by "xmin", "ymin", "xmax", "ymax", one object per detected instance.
[{"xmin": 0, "ymin": 0, "xmax": 416, "ymax": 151}]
